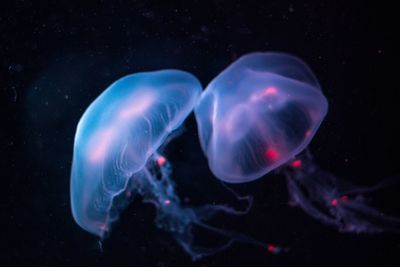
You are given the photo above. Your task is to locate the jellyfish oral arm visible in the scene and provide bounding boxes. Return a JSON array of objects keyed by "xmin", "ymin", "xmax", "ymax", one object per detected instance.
[{"xmin": 285, "ymin": 152, "xmax": 400, "ymax": 233}]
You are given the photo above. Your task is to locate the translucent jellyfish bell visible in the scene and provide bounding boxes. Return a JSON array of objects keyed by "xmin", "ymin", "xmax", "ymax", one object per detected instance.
[
  {"xmin": 195, "ymin": 52, "xmax": 328, "ymax": 183},
  {"xmin": 70, "ymin": 70, "xmax": 202, "ymax": 237}
]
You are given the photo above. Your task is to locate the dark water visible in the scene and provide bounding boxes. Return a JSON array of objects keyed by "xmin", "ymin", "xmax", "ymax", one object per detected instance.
[{"xmin": 2, "ymin": 1, "xmax": 399, "ymax": 266}]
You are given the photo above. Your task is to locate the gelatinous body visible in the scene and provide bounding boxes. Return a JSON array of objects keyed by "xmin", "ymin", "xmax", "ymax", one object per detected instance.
[
  {"xmin": 196, "ymin": 52, "xmax": 399, "ymax": 235},
  {"xmin": 70, "ymin": 69, "xmax": 273, "ymax": 260},
  {"xmin": 71, "ymin": 52, "xmax": 398, "ymax": 260},
  {"xmin": 195, "ymin": 52, "xmax": 328, "ymax": 183},
  {"xmin": 70, "ymin": 70, "xmax": 202, "ymax": 237}
]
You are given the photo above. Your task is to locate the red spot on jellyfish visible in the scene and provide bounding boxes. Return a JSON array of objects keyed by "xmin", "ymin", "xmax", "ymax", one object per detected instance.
[
  {"xmin": 331, "ymin": 196, "xmax": 349, "ymax": 207},
  {"xmin": 157, "ymin": 155, "xmax": 166, "ymax": 166},
  {"xmin": 291, "ymin": 159, "xmax": 302, "ymax": 169},
  {"xmin": 267, "ymin": 245, "xmax": 279, "ymax": 254},
  {"xmin": 262, "ymin": 86, "xmax": 278, "ymax": 97},
  {"xmin": 265, "ymin": 148, "xmax": 279, "ymax": 161}
]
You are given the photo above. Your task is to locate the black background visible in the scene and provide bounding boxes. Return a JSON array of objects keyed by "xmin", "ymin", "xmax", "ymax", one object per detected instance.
[{"xmin": 2, "ymin": 1, "xmax": 400, "ymax": 266}]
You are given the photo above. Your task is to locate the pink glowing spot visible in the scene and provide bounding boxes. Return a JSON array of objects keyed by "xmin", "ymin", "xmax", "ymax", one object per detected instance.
[
  {"xmin": 265, "ymin": 148, "xmax": 279, "ymax": 161},
  {"xmin": 164, "ymin": 199, "xmax": 171, "ymax": 205},
  {"xmin": 262, "ymin": 86, "xmax": 278, "ymax": 97},
  {"xmin": 126, "ymin": 191, "xmax": 132, "ymax": 198},
  {"xmin": 250, "ymin": 86, "xmax": 278, "ymax": 102},
  {"xmin": 267, "ymin": 245, "xmax": 279, "ymax": 254},
  {"xmin": 118, "ymin": 92, "xmax": 155, "ymax": 119},
  {"xmin": 331, "ymin": 196, "xmax": 349, "ymax": 206},
  {"xmin": 305, "ymin": 130, "xmax": 312, "ymax": 137},
  {"xmin": 89, "ymin": 128, "xmax": 115, "ymax": 162},
  {"xmin": 157, "ymin": 156, "xmax": 166, "ymax": 166},
  {"xmin": 291, "ymin": 159, "xmax": 302, "ymax": 169}
]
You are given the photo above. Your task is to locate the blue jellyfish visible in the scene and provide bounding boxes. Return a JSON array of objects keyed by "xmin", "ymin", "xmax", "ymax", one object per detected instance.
[
  {"xmin": 71, "ymin": 70, "xmax": 202, "ymax": 237},
  {"xmin": 195, "ymin": 52, "xmax": 400, "ymax": 233},
  {"xmin": 70, "ymin": 70, "xmax": 272, "ymax": 260}
]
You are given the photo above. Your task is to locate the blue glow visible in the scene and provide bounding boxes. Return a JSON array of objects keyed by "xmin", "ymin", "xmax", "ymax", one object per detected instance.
[{"xmin": 70, "ymin": 70, "xmax": 202, "ymax": 237}]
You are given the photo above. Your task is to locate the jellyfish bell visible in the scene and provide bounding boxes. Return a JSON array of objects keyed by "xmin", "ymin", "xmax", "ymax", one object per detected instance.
[
  {"xmin": 70, "ymin": 70, "xmax": 202, "ymax": 237},
  {"xmin": 195, "ymin": 52, "xmax": 328, "ymax": 183},
  {"xmin": 195, "ymin": 52, "xmax": 399, "ymax": 235}
]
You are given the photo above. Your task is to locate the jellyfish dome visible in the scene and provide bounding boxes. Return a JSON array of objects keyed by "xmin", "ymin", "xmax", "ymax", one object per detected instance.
[
  {"xmin": 195, "ymin": 52, "xmax": 328, "ymax": 183},
  {"xmin": 70, "ymin": 70, "xmax": 202, "ymax": 237}
]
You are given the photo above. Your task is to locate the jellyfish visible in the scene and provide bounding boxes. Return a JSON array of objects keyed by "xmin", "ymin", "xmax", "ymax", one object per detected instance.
[
  {"xmin": 195, "ymin": 52, "xmax": 400, "ymax": 233},
  {"xmin": 70, "ymin": 69, "xmax": 275, "ymax": 260}
]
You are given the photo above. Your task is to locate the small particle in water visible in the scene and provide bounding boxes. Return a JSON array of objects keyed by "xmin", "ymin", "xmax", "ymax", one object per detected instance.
[{"xmin": 8, "ymin": 63, "xmax": 23, "ymax": 73}]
